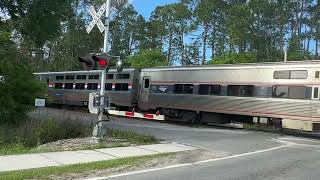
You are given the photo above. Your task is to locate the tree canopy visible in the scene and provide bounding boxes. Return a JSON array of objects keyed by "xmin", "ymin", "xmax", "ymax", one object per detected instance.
[
  {"xmin": 1, "ymin": 0, "xmax": 320, "ymax": 69},
  {"xmin": 128, "ymin": 49, "xmax": 167, "ymax": 68},
  {"xmin": 0, "ymin": 24, "xmax": 45, "ymax": 125}
]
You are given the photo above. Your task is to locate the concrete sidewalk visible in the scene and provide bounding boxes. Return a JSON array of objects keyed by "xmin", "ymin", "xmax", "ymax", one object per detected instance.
[{"xmin": 0, "ymin": 143, "xmax": 196, "ymax": 172}]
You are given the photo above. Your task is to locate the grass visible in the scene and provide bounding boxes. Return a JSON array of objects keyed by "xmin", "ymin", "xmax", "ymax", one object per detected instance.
[
  {"xmin": 106, "ymin": 128, "xmax": 158, "ymax": 145},
  {"xmin": 0, "ymin": 153, "xmax": 173, "ymax": 180},
  {"xmin": 0, "ymin": 128, "xmax": 158, "ymax": 156},
  {"xmin": 0, "ymin": 144, "xmax": 32, "ymax": 156},
  {"xmin": 243, "ymin": 123, "xmax": 274, "ymax": 131}
]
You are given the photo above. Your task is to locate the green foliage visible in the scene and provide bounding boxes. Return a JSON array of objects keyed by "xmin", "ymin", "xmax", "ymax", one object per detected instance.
[
  {"xmin": 208, "ymin": 52, "xmax": 257, "ymax": 64},
  {"xmin": 0, "ymin": 118, "xmax": 91, "ymax": 151},
  {"xmin": 0, "ymin": 118, "xmax": 157, "ymax": 155},
  {"xmin": 0, "ymin": 29, "xmax": 46, "ymax": 125},
  {"xmin": 31, "ymin": 118, "xmax": 91, "ymax": 145},
  {"xmin": 2, "ymin": 0, "xmax": 320, "ymax": 70},
  {"xmin": 287, "ymin": 52, "xmax": 313, "ymax": 61},
  {"xmin": 128, "ymin": 50, "xmax": 167, "ymax": 68}
]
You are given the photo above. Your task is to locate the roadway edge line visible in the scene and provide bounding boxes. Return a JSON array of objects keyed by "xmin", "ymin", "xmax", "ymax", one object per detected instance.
[{"xmin": 87, "ymin": 144, "xmax": 291, "ymax": 180}]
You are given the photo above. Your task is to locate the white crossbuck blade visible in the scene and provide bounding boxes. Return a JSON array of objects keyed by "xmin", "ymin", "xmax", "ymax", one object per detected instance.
[{"xmin": 86, "ymin": 3, "xmax": 107, "ymax": 34}]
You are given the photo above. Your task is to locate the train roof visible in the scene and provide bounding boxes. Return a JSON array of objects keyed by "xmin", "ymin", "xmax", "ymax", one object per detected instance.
[
  {"xmin": 34, "ymin": 68, "xmax": 136, "ymax": 75},
  {"xmin": 141, "ymin": 60, "xmax": 320, "ymax": 72}
]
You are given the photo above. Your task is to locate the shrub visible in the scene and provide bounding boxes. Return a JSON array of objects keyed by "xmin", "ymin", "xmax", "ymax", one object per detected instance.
[
  {"xmin": 0, "ymin": 118, "xmax": 91, "ymax": 148},
  {"xmin": 128, "ymin": 49, "xmax": 167, "ymax": 68},
  {"xmin": 208, "ymin": 52, "xmax": 257, "ymax": 64}
]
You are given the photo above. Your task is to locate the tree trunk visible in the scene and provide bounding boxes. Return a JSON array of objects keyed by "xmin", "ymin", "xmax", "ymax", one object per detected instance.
[
  {"xmin": 167, "ymin": 32, "xmax": 173, "ymax": 65},
  {"xmin": 316, "ymin": 39, "xmax": 319, "ymax": 58},
  {"xmin": 202, "ymin": 23, "xmax": 209, "ymax": 65},
  {"xmin": 180, "ymin": 32, "xmax": 185, "ymax": 65}
]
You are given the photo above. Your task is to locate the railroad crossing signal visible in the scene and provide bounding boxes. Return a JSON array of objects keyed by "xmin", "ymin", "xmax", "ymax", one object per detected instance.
[
  {"xmin": 78, "ymin": 53, "xmax": 111, "ymax": 70},
  {"xmin": 92, "ymin": 53, "xmax": 110, "ymax": 70},
  {"xmin": 86, "ymin": 3, "xmax": 107, "ymax": 34}
]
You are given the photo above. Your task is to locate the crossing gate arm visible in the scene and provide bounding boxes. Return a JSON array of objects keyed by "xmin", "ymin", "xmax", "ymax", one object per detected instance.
[{"xmin": 108, "ymin": 109, "xmax": 165, "ymax": 121}]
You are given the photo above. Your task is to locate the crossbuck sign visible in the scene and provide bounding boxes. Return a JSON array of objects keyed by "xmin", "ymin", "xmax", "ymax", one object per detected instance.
[{"xmin": 86, "ymin": 3, "xmax": 107, "ymax": 34}]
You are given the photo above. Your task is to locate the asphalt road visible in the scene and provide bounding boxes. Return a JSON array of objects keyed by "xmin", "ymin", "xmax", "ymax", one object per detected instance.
[
  {"xmin": 101, "ymin": 115, "xmax": 320, "ymax": 180},
  {"xmin": 105, "ymin": 143, "xmax": 320, "ymax": 180},
  {"xmin": 30, "ymin": 108, "xmax": 320, "ymax": 180},
  {"xmin": 104, "ymin": 118, "xmax": 280, "ymax": 155}
]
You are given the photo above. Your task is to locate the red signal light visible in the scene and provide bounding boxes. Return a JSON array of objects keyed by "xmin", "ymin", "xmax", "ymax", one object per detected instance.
[{"xmin": 99, "ymin": 59, "xmax": 108, "ymax": 68}]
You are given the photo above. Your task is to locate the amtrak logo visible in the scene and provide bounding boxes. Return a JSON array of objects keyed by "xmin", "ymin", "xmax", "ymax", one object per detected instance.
[{"xmin": 159, "ymin": 86, "xmax": 167, "ymax": 92}]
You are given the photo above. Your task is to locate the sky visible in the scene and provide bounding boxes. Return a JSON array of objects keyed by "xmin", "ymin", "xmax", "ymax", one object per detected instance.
[{"xmin": 131, "ymin": 0, "xmax": 179, "ymax": 20}]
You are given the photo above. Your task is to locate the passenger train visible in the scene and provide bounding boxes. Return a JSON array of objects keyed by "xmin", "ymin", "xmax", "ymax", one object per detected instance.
[{"xmin": 35, "ymin": 61, "xmax": 320, "ymax": 132}]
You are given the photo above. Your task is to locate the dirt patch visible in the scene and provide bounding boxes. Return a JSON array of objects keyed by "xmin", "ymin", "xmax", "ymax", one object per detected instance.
[
  {"xmin": 48, "ymin": 149, "xmax": 227, "ymax": 180},
  {"xmin": 36, "ymin": 137, "xmax": 128, "ymax": 152}
]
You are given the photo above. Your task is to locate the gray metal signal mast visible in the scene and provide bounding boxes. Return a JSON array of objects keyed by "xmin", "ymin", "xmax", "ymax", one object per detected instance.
[{"xmin": 78, "ymin": 0, "xmax": 123, "ymax": 138}]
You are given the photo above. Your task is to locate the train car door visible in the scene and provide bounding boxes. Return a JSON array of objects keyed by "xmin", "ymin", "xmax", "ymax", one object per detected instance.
[
  {"xmin": 311, "ymin": 86, "xmax": 320, "ymax": 121},
  {"xmin": 141, "ymin": 76, "xmax": 150, "ymax": 103},
  {"xmin": 312, "ymin": 86, "xmax": 319, "ymax": 100}
]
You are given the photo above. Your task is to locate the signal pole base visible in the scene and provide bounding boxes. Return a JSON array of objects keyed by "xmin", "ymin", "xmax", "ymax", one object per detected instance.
[{"xmin": 92, "ymin": 120, "xmax": 109, "ymax": 140}]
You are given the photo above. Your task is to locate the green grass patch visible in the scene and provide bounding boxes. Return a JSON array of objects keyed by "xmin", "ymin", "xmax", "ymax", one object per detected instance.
[
  {"xmin": 243, "ymin": 123, "xmax": 259, "ymax": 130},
  {"xmin": 106, "ymin": 128, "xmax": 158, "ymax": 145},
  {"xmin": 243, "ymin": 123, "xmax": 274, "ymax": 131},
  {"xmin": 0, "ymin": 144, "xmax": 31, "ymax": 156},
  {"xmin": 0, "ymin": 153, "xmax": 173, "ymax": 180}
]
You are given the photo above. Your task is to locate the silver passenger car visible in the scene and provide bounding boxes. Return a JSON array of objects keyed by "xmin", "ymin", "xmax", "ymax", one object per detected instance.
[
  {"xmin": 35, "ymin": 68, "xmax": 140, "ymax": 108},
  {"xmin": 138, "ymin": 61, "xmax": 320, "ymax": 132}
]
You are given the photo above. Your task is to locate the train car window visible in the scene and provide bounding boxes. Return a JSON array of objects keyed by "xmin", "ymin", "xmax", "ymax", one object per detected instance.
[
  {"xmin": 210, "ymin": 85, "xmax": 221, "ymax": 95},
  {"xmin": 315, "ymin": 71, "xmax": 320, "ymax": 78},
  {"xmin": 199, "ymin": 85, "xmax": 210, "ymax": 95},
  {"xmin": 274, "ymin": 70, "xmax": 307, "ymax": 79},
  {"xmin": 272, "ymin": 86, "xmax": 289, "ymax": 98},
  {"xmin": 105, "ymin": 83, "xmax": 112, "ymax": 90},
  {"xmin": 290, "ymin": 70, "xmax": 307, "ymax": 79},
  {"xmin": 75, "ymin": 83, "xmax": 85, "ymax": 90},
  {"xmin": 174, "ymin": 84, "xmax": 183, "ymax": 94},
  {"xmin": 144, "ymin": 79, "xmax": 150, "ymax": 89},
  {"xmin": 89, "ymin": 75, "xmax": 99, "ymax": 79},
  {"xmin": 255, "ymin": 86, "xmax": 271, "ymax": 97},
  {"xmin": 106, "ymin": 74, "xmax": 114, "ymax": 79},
  {"xmin": 54, "ymin": 83, "xmax": 63, "ymax": 89},
  {"xmin": 77, "ymin": 75, "xmax": 86, "ymax": 80},
  {"xmin": 87, "ymin": 83, "xmax": 98, "ymax": 90},
  {"xmin": 313, "ymin": 87, "xmax": 319, "ymax": 99},
  {"xmin": 273, "ymin": 71, "xmax": 290, "ymax": 79},
  {"xmin": 56, "ymin": 75, "xmax": 64, "ymax": 80},
  {"xmin": 115, "ymin": 83, "xmax": 129, "ymax": 91},
  {"xmin": 64, "ymin": 83, "xmax": 73, "ymax": 89},
  {"xmin": 174, "ymin": 84, "xmax": 194, "ymax": 94},
  {"xmin": 199, "ymin": 84, "xmax": 221, "ymax": 95},
  {"xmin": 227, "ymin": 85, "xmax": 254, "ymax": 97},
  {"xmin": 66, "ymin": 75, "xmax": 75, "ymax": 80},
  {"xmin": 288, "ymin": 86, "xmax": 306, "ymax": 99},
  {"xmin": 116, "ymin": 74, "xmax": 130, "ymax": 79}
]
